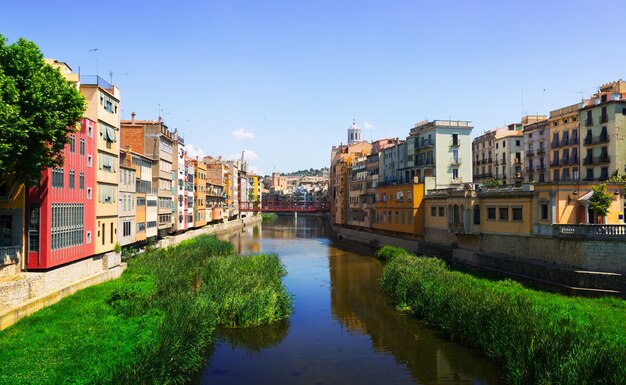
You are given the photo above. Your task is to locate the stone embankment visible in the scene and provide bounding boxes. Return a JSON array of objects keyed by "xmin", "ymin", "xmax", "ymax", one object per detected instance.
[{"xmin": 333, "ymin": 224, "xmax": 626, "ymax": 298}]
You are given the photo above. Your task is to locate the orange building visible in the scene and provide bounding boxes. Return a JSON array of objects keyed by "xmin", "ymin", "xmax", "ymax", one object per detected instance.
[{"xmin": 373, "ymin": 183, "xmax": 425, "ymax": 235}]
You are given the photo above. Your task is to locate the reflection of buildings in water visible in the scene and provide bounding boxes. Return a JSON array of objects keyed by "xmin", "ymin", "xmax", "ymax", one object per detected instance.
[
  {"xmin": 328, "ymin": 246, "xmax": 504, "ymax": 385},
  {"xmin": 262, "ymin": 215, "xmax": 330, "ymax": 240}
]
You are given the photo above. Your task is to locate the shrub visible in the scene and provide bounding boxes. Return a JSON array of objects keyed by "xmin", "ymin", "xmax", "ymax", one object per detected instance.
[
  {"xmin": 381, "ymin": 253, "xmax": 626, "ymax": 385},
  {"xmin": 376, "ymin": 245, "xmax": 410, "ymax": 261}
]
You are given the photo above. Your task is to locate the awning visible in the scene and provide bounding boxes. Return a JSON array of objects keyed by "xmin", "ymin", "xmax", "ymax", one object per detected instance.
[{"xmin": 577, "ymin": 190, "xmax": 593, "ymax": 202}]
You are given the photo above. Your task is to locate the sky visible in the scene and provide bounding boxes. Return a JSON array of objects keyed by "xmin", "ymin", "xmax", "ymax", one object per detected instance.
[{"xmin": 2, "ymin": 0, "xmax": 625, "ymax": 175}]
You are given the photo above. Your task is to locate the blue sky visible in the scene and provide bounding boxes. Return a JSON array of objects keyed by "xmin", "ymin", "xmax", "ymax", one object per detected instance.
[{"xmin": 3, "ymin": 0, "xmax": 625, "ymax": 175}]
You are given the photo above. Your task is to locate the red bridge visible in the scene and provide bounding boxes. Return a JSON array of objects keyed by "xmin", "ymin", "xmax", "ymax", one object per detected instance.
[{"xmin": 239, "ymin": 201, "xmax": 329, "ymax": 212}]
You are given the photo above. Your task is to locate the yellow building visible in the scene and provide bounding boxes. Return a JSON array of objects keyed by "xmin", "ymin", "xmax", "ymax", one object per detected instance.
[
  {"xmin": 423, "ymin": 182, "xmax": 625, "ymax": 243},
  {"xmin": 0, "ymin": 182, "xmax": 26, "ymax": 275},
  {"xmin": 373, "ymin": 183, "xmax": 425, "ymax": 235},
  {"xmin": 80, "ymin": 76, "xmax": 120, "ymax": 254},
  {"xmin": 330, "ymin": 141, "xmax": 373, "ymax": 225},
  {"xmin": 191, "ymin": 160, "xmax": 207, "ymax": 227}
]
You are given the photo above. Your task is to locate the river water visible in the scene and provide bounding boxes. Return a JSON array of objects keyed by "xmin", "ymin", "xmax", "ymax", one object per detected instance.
[{"xmin": 194, "ymin": 215, "xmax": 505, "ymax": 385}]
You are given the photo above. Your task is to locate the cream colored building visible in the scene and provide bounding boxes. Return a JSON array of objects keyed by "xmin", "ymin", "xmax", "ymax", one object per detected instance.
[{"xmin": 80, "ymin": 76, "xmax": 120, "ymax": 254}]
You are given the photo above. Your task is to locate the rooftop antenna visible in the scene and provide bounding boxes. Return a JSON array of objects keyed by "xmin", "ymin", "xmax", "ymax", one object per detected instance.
[
  {"xmin": 574, "ymin": 91, "xmax": 584, "ymax": 101},
  {"xmin": 109, "ymin": 70, "xmax": 113, "ymax": 85},
  {"xmin": 88, "ymin": 48, "xmax": 98, "ymax": 77}
]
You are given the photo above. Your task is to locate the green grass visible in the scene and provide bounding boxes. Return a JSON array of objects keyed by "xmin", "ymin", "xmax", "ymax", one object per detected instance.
[
  {"xmin": 380, "ymin": 252, "xmax": 626, "ymax": 385},
  {"xmin": 261, "ymin": 212, "xmax": 278, "ymax": 222},
  {"xmin": 0, "ymin": 235, "xmax": 292, "ymax": 385}
]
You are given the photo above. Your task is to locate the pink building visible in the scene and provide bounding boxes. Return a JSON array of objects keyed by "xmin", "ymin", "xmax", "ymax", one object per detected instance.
[{"xmin": 26, "ymin": 118, "xmax": 96, "ymax": 269}]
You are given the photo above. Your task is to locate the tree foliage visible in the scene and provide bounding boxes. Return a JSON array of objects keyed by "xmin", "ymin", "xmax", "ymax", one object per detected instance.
[
  {"xmin": 589, "ymin": 183, "xmax": 613, "ymax": 217},
  {"xmin": 0, "ymin": 34, "xmax": 85, "ymax": 186}
]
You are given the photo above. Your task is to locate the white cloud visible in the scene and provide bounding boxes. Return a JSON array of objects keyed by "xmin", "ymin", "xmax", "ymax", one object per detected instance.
[
  {"xmin": 185, "ymin": 144, "xmax": 207, "ymax": 159},
  {"xmin": 232, "ymin": 128, "xmax": 255, "ymax": 140},
  {"xmin": 363, "ymin": 121, "xmax": 374, "ymax": 129}
]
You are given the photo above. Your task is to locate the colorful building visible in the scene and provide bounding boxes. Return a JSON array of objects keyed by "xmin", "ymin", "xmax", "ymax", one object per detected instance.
[
  {"xmin": 191, "ymin": 159, "xmax": 207, "ymax": 227},
  {"xmin": 523, "ymin": 118, "xmax": 550, "ymax": 183},
  {"xmin": 80, "ymin": 75, "xmax": 120, "ymax": 254},
  {"xmin": 26, "ymin": 118, "xmax": 96, "ymax": 269},
  {"xmin": 120, "ymin": 114, "xmax": 175, "ymax": 237},
  {"xmin": 373, "ymin": 182, "xmax": 426, "ymax": 235},
  {"xmin": 548, "ymin": 104, "xmax": 580, "ymax": 182},
  {"xmin": 118, "ymin": 155, "xmax": 136, "ymax": 247},
  {"xmin": 580, "ymin": 80, "xmax": 626, "ymax": 181}
]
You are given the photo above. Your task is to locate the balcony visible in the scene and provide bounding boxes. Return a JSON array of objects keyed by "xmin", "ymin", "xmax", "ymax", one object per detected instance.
[
  {"xmin": 583, "ymin": 156, "xmax": 610, "ymax": 165},
  {"xmin": 536, "ymin": 148, "xmax": 546, "ymax": 155},
  {"xmin": 560, "ymin": 138, "xmax": 570, "ymax": 147},
  {"xmin": 526, "ymin": 149, "xmax": 534, "ymax": 157},
  {"xmin": 551, "ymin": 140, "xmax": 560, "ymax": 149},
  {"xmin": 585, "ymin": 118, "xmax": 593, "ymax": 126},
  {"xmin": 449, "ymin": 157, "xmax": 462, "ymax": 166},
  {"xmin": 450, "ymin": 139, "xmax": 460, "ymax": 147},
  {"xmin": 584, "ymin": 135, "xmax": 609, "ymax": 146},
  {"xmin": 449, "ymin": 177, "xmax": 463, "ymax": 184},
  {"xmin": 0, "ymin": 245, "xmax": 20, "ymax": 263},
  {"xmin": 553, "ymin": 224, "xmax": 626, "ymax": 239},
  {"xmin": 569, "ymin": 156, "xmax": 579, "ymax": 165},
  {"xmin": 79, "ymin": 75, "xmax": 113, "ymax": 90},
  {"xmin": 600, "ymin": 114, "xmax": 609, "ymax": 123},
  {"xmin": 559, "ymin": 157, "xmax": 568, "ymax": 165},
  {"xmin": 550, "ymin": 159, "xmax": 560, "ymax": 167},
  {"xmin": 536, "ymin": 164, "xmax": 546, "ymax": 171},
  {"xmin": 513, "ymin": 158, "xmax": 521, "ymax": 164},
  {"xmin": 570, "ymin": 136, "xmax": 579, "ymax": 145}
]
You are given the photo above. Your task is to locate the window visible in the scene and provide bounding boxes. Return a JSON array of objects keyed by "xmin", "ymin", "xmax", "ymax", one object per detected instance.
[
  {"xmin": 137, "ymin": 197, "xmax": 146, "ymax": 206},
  {"xmin": 69, "ymin": 171, "xmax": 75, "ymax": 189},
  {"xmin": 512, "ymin": 207, "xmax": 523, "ymax": 221},
  {"xmin": 487, "ymin": 207, "xmax": 496, "ymax": 220},
  {"xmin": 452, "ymin": 133, "xmax": 459, "ymax": 146},
  {"xmin": 541, "ymin": 203, "xmax": 548, "ymax": 221},
  {"xmin": 80, "ymin": 138, "xmax": 85, "ymax": 155},
  {"xmin": 473, "ymin": 205, "xmax": 480, "ymax": 225},
  {"xmin": 88, "ymin": 155, "xmax": 92, "ymax": 168},
  {"xmin": 438, "ymin": 206, "xmax": 445, "ymax": 217},
  {"xmin": 79, "ymin": 172, "xmax": 85, "ymax": 190},
  {"xmin": 50, "ymin": 203, "xmax": 84, "ymax": 250},
  {"xmin": 452, "ymin": 168, "xmax": 459, "ymax": 180},
  {"xmin": 52, "ymin": 168, "xmax": 64, "ymax": 188},
  {"xmin": 98, "ymin": 184, "xmax": 116, "ymax": 203},
  {"xmin": 110, "ymin": 223, "xmax": 114, "ymax": 244},
  {"xmin": 499, "ymin": 207, "xmax": 509, "ymax": 221},
  {"xmin": 123, "ymin": 221, "xmax": 131, "ymax": 237},
  {"xmin": 137, "ymin": 222, "xmax": 146, "ymax": 233},
  {"xmin": 431, "ymin": 207, "xmax": 437, "ymax": 216},
  {"xmin": 87, "ymin": 188, "xmax": 92, "ymax": 200},
  {"xmin": 69, "ymin": 135, "xmax": 75, "ymax": 153},
  {"xmin": 99, "ymin": 152, "xmax": 117, "ymax": 173},
  {"xmin": 516, "ymin": 140, "xmax": 520, "ymax": 146},
  {"xmin": 86, "ymin": 231, "xmax": 91, "ymax": 244}
]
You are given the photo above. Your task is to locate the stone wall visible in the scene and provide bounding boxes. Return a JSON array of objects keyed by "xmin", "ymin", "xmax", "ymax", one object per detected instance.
[{"xmin": 334, "ymin": 224, "xmax": 625, "ymax": 297}]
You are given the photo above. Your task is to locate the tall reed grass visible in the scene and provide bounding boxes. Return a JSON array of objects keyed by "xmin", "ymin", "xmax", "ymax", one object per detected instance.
[
  {"xmin": 380, "ymin": 253, "xmax": 626, "ymax": 385},
  {"xmin": 0, "ymin": 235, "xmax": 292, "ymax": 385}
]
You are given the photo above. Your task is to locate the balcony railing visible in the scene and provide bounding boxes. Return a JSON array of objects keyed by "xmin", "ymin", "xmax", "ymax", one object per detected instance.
[
  {"xmin": 526, "ymin": 150, "xmax": 534, "ymax": 157},
  {"xmin": 583, "ymin": 156, "xmax": 610, "ymax": 165},
  {"xmin": 536, "ymin": 148, "xmax": 546, "ymax": 155},
  {"xmin": 584, "ymin": 135, "xmax": 609, "ymax": 145},
  {"xmin": 600, "ymin": 114, "xmax": 609, "ymax": 123},
  {"xmin": 569, "ymin": 156, "xmax": 579, "ymax": 165},
  {"xmin": 449, "ymin": 157, "xmax": 462, "ymax": 166},
  {"xmin": 551, "ymin": 140, "xmax": 560, "ymax": 148},
  {"xmin": 0, "ymin": 245, "xmax": 20, "ymax": 263},
  {"xmin": 553, "ymin": 224, "xmax": 626, "ymax": 239},
  {"xmin": 550, "ymin": 159, "xmax": 560, "ymax": 167},
  {"xmin": 79, "ymin": 75, "xmax": 112, "ymax": 90},
  {"xmin": 585, "ymin": 118, "xmax": 593, "ymax": 126}
]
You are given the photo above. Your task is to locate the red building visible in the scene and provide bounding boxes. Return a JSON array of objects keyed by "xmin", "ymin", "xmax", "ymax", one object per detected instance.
[{"xmin": 26, "ymin": 118, "xmax": 96, "ymax": 269}]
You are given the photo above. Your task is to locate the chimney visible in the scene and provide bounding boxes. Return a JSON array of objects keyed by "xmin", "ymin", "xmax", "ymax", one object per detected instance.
[{"xmin": 131, "ymin": 112, "xmax": 136, "ymax": 124}]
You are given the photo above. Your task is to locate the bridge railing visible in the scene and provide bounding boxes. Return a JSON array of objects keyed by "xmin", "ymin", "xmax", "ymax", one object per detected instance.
[{"xmin": 240, "ymin": 201, "xmax": 329, "ymax": 212}]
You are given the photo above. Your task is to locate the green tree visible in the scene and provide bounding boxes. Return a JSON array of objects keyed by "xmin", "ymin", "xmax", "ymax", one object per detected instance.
[
  {"xmin": 589, "ymin": 183, "xmax": 613, "ymax": 218},
  {"xmin": 0, "ymin": 34, "xmax": 85, "ymax": 186}
]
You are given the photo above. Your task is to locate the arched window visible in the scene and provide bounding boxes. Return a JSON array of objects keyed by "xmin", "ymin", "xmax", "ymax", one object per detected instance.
[{"xmin": 474, "ymin": 205, "xmax": 481, "ymax": 225}]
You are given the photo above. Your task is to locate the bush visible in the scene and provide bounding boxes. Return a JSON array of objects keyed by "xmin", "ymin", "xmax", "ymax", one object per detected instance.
[
  {"xmin": 0, "ymin": 235, "xmax": 292, "ymax": 385},
  {"xmin": 376, "ymin": 245, "xmax": 410, "ymax": 261},
  {"xmin": 381, "ymin": 253, "xmax": 626, "ymax": 385}
]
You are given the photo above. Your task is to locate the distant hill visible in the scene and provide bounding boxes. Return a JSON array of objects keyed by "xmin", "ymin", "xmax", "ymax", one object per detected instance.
[{"xmin": 281, "ymin": 167, "xmax": 329, "ymax": 177}]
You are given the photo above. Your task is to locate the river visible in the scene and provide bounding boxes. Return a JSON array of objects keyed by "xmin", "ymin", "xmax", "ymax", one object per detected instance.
[{"xmin": 194, "ymin": 215, "xmax": 505, "ymax": 385}]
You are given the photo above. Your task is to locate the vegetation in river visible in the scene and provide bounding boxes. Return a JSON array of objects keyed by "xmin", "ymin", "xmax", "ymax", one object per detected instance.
[
  {"xmin": 261, "ymin": 212, "xmax": 279, "ymax": 222},
  {"xmin": 380, "ymin": 252, "xmax": 626, "ymax": 385},
  {"xmin": 0, "ymin": 235, "xmax": 292, "ymax": 385},
  {"xmin": 375, "ymin": 245, "xmax": 409, "ymax": 261}
]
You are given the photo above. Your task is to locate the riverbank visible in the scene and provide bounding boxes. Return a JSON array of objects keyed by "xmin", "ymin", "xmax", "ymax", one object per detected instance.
[
  {"xmin": 380, "ymin": 251, "xmax": 626, "ymax": 385},
  {"xmin": 333, "ymin": 224, "xmax": 626, "ymax": 298},
  {"xmin": 0, "ymin": 215, "xmax": 261, "ymax": 330},
  {"xmin": 0, "ymin": 232, "xmax": 292, "ymax": 384}
]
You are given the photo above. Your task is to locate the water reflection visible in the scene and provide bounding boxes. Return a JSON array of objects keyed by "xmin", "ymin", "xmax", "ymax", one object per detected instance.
[
  {"xmin": 217, "ymin": 318, "xmax": 290, "ymax": 354},
  {"xmin": 196, "ymin": 215, "xmax": 504, "ymax": 385},
  {"xmin": 329, "ymin": 241, "xmax": 504, "ymax": 385}
]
